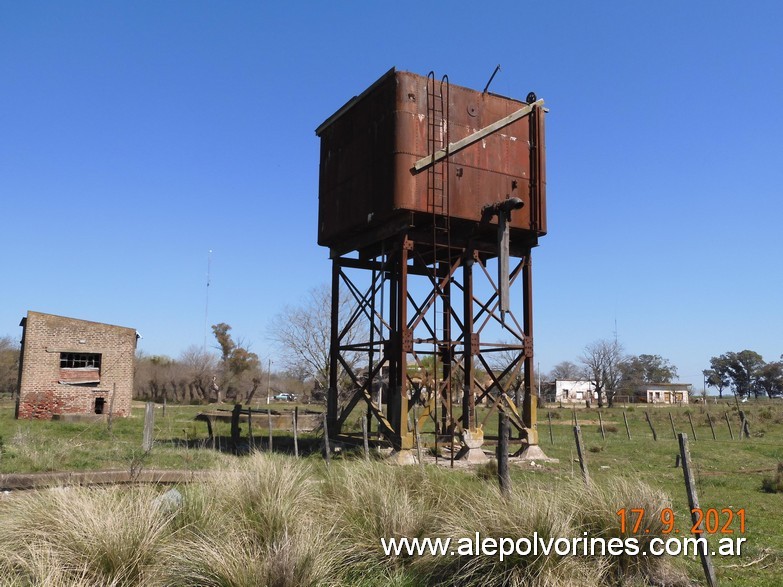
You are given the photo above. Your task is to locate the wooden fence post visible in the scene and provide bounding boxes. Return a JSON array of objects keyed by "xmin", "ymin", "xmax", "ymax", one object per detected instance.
[
  {"xmin": 497, "ymin": 412, "xmax": 511, "ymax": 496},
  {"xmin": 247, "ymin": 407, "xmax": 254, "ymax": 448},
  {"xmin": 413, "ymin": 406, "xmax": 423, "ymax": 466},
  {"xmin": 644, "ymin": 411, "xmax": 658, "ymax": 441},
  {"xmin": 739, "ymin": 410, "xmax": 751, "ymax": 439},
  {"xmin": 669, "ymin": 412, "xmax": 677, "ymax": 439},
  {"xmin": 725, "ymin": 411, "xmax": 734, "ymax": 440},
  {"xmin": 687, "ymin": 412, "xmax": 697, "ymax": 441},
  {"xmin": 548, "ymin": 411, "xmax": 554, "ymax": 445},
  {"xmin": 267, "ymin": 408, "xmax": 273, "ymax": 451},
  {"xmin": 107, "ymin": 382, "xmax": 116, "ymax": 432},
  {"xmin": 573, "ymin": 425, "xmax": 590, "ymax": 485},
  {"xmin": 292, "ymin": 407, "xmax": 299, "ymax": 458},
  {"xmin": 706, "ymin": 411, "xmax": 716, "ymax": 440},
  {"xmin": 142, "ymin": 401, "xmax": 155, "ymax": 452},
  {"xmin": 678, "ymin": 433, "xmax": 718, "ymax": 587},
  {"xmin": 322, "ymin": 412, "xmax": 331, "ymax": 466},
  {"xmin": 623, "ymin": 410, "xmax": 631, "ymax": 440},
  {"xmin": 361, "ymin": 413, "xmax": 369, "ymax": 461},
  {"xmin": 231, "ymin": 403, "xmax": 242, "ymax": 452},
  {"xmin": 598, "ymin": 410, "xmax": 605, "ymax": 440}
]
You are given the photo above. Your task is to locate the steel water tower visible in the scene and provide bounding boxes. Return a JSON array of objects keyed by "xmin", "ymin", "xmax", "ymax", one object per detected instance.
[{"xmin": 316, "ymin": 68, "xmax": 547, "ymax": 462}]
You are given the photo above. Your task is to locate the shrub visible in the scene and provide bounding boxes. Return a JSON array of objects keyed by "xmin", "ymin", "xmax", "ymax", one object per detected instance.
[
  {"xmin": 757, "ymin": 407, "xmax": 773, "ymax": 421},
  {"xmin": 475, "ymin": 459, "xmax": 498, "ymax": 481},
  {"xmin": 761, "ymin": 462, "xmax": 783, "ymax": 494}
]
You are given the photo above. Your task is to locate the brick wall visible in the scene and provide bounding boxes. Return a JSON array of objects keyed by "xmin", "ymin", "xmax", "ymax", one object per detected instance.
[{"xmin": 16, "ymin": 311, "xmax": 137, "ymax": 420}]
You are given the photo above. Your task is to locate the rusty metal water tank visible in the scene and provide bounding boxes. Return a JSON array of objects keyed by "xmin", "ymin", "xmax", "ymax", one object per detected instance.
[{"xmin": 315, "ymin": 68, "xmax": 547, "ymax": 252}]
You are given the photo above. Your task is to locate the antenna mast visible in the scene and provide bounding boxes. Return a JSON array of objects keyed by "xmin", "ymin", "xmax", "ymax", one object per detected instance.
[{"xmin": 204, "ymin": 249, "xmax": 212, "ymax": 351}]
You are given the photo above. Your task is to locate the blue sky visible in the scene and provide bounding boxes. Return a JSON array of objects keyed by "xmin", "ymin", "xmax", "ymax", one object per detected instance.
[{"xmin": 2, "ymin": 1, "xmax": 782, "ymax": 388}]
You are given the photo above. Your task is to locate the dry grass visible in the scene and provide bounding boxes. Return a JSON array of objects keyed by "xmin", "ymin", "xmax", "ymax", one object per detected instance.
[
  {"xmin": 0, "ymin": 485, "xmax": 174, "ymax": 585},
  {"xmin": 0, "ymin": 454, "xmax": 686, "ymax": 586},
  {"xmin": 157, "ymin": 453, "xmax": 340, "ymax": 587}
]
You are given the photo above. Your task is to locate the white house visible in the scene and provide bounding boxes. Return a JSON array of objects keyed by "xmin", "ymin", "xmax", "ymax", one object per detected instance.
[
  {"xmin": 546, "ymin": 379, "xmax": 597, "ymax": 404},
  {"xmin": 634, "ymin": 383, "xmax": 691, "ymax": 405}
]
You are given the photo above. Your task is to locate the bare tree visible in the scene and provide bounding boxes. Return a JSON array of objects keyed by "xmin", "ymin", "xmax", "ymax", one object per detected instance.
[
  {"xmin": 268, "ymin": 284, "xmax": 361, "ymax": 395},
  {"xmin": 134, "ymin": 353, "xmax": 182, "ymax": 402},
  {"xmin": 134, "ymin": 347, "xmax": 221, "ymax": 404},
  {"xmin": 580, "ymin": 338, "xmax": 624, "ymax": 408},
  {"xmin": 179, "ymin": 345, "xmax": 219, "ymax": 402}
]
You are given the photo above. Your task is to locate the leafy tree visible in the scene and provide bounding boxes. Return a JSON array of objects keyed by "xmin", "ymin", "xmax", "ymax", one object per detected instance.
[
  {"xmin": 211, "ymin": 323, "xmax": 262, "ymax": 403},
  {"xmin": 619, "ymin": 354, "xmax": 678, "ymax": 388},
  {"xmin": 580, "ymin": 338, "xmax": 624, "ymax": 408},
  {"xmin": 757, "ymin": 359, "xmax": 783, "ymax": 398},
  {"xmin": 703, "ymin": 366, "xmax": 730, "ymax": 398},
  {"xmin": 708, "ymin": 350, "xmax": 765, "ymax": 399}
]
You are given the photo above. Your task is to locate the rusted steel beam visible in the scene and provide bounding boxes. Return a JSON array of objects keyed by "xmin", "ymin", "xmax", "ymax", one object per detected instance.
[
  {"xmin": 412, "ymin": 100, "xmax": 544, "ymax": 173},
  {"xmin": 521, "ymin": 252, "xmax": 537, "ymax": 444}
]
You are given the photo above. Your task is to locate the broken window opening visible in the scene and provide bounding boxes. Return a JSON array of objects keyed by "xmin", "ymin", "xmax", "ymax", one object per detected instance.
[
  {"xmin": 60, "ymin": 353, "xmax": 102, "ymax": 369},
  {"xmin": 60, "ymin": 352, "xmax": 102, "ymax": 385}
]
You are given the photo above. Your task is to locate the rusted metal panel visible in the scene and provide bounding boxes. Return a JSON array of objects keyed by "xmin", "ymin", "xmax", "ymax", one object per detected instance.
[{"xmin": 316, "ymin": 69, "xmax": 547, "ymax": 249}]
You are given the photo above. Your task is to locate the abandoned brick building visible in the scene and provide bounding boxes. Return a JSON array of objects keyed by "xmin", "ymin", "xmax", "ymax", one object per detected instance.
[{"xmin": 16, "ymin": 311, "xmax": 137, "ymax": 420}]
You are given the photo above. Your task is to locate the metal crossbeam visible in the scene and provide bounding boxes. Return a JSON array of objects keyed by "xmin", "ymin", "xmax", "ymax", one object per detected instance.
[{"xmin": 412, "ymin": 100, "xmax": 544, "ymax": 173}]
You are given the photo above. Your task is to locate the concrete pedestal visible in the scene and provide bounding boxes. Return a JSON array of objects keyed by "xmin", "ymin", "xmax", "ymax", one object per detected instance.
[
  {"xmin": 457, "ymin": 428, "xmax": 489, "ymax": 463},
  {"xmin": 515, "ymin": 443, "xmax": 557, "ymax": 462}
]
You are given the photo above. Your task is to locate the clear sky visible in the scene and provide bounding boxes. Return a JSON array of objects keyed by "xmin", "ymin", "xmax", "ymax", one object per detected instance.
[{"xmin": 2, "ymin": 1, "xmax": 782, "ymax": 388}]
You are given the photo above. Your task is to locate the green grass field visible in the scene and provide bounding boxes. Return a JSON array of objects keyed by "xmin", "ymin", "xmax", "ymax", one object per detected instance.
[
  {"xmin": 534, "ymin": 401, "xmax": 783, "ymax": 586},
  {"xmin": 1, "ymin": 398, "xmax": 782, "ymax": 585}
]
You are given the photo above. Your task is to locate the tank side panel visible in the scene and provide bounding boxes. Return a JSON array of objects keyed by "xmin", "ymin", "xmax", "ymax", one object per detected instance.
[
  {"xmin": 392, "ymin": 72, "xmax": 543, "ymax": 232},
  {"xmin": 317, "ymin": 75, "xmax": 397, "ymax": 247}
]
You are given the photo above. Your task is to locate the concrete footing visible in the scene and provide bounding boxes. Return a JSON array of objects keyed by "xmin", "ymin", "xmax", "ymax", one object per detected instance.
[
  {"xmin": 457, "ymin": 428, "xmax": 489, "ymax": 463},
  {"xmin": 514, "ymin": 443, "xmax": 558, "ymax": 462}
]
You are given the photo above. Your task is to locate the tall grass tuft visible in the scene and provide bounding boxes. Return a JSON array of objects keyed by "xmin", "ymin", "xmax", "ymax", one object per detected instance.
[
  {"xmin": 321, "ymin": 459, "xmax": 456, "ymax": 580},
  {"xmin": 574, "ymin": 477, "xmax": 685, "ymax": 585},
  {"xmin": 0, "ymin": 485, "xmax": 174, "ymax": 586},
  {"xmin": 157, "ymin": 451, "xmax": 341, "ymax": 587},
  {"xmin": 419, "ymin": 479, "xmax": 603, "ymax": 587}
]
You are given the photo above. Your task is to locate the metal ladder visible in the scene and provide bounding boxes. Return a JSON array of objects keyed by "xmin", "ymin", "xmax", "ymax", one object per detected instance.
[{"xmin": 426, "ymin": 73, "xmax": 454, "ymax": 444}]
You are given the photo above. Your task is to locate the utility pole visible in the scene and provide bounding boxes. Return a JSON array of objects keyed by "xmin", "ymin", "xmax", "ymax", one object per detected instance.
[{"xmin": 266, "ymin": 358, "xmax": 272, "ymax": 404}]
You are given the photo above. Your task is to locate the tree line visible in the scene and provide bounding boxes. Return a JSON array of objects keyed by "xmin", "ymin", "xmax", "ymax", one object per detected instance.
[
  {"xmin": 135, "ymin": 323, "xmax": 304, "ymax": 405},
  {"xmin": 703, "ymin": 350, "xmax": 783, "ymax": 399},
  {"xmin": 3, "ymin": 297, "xmax": 780, "ymax": 407}
]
